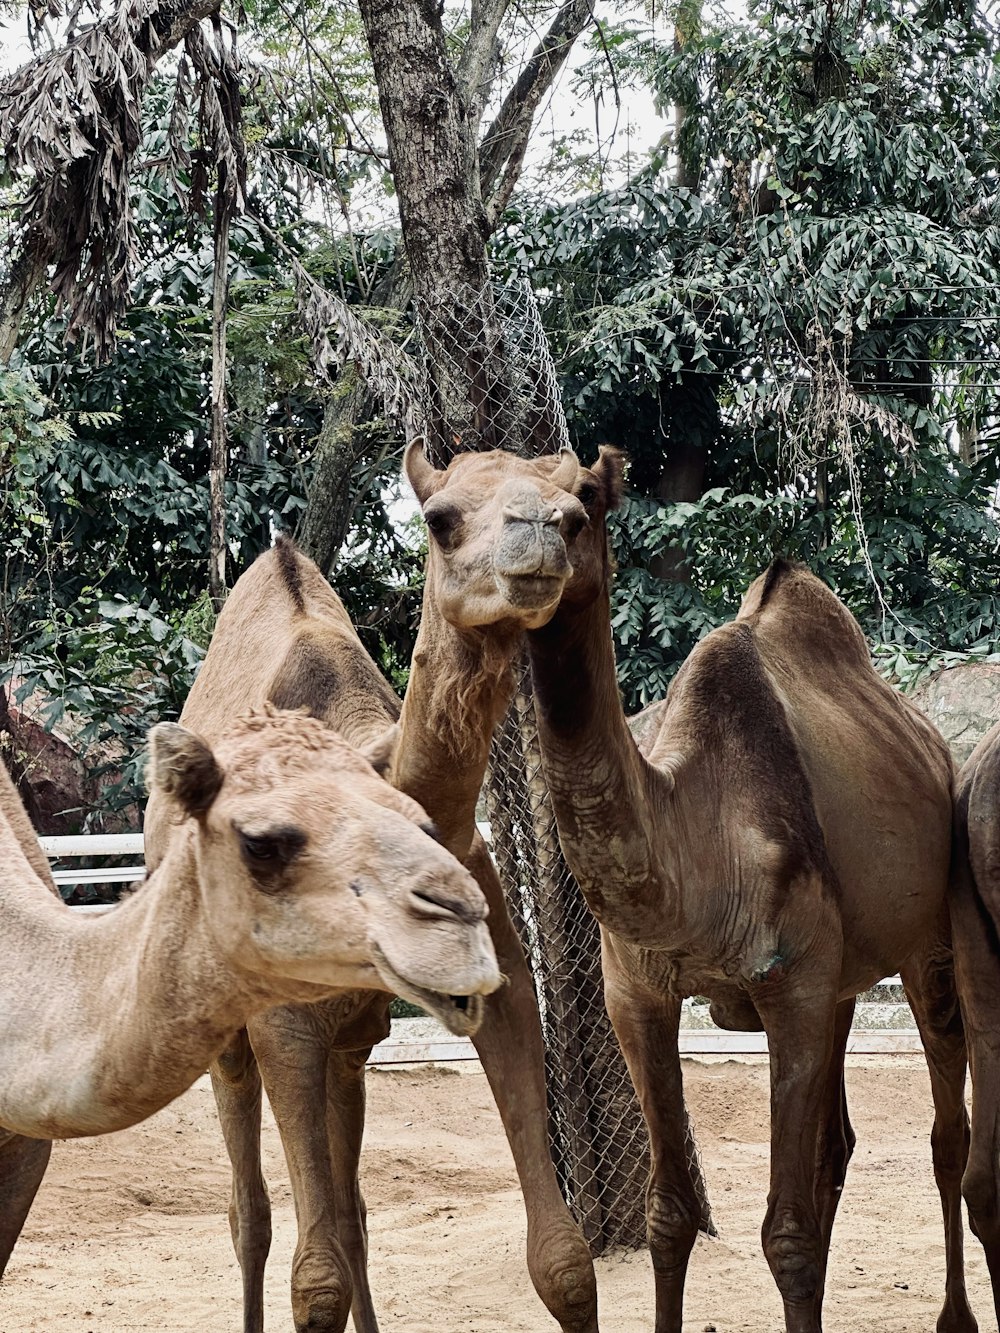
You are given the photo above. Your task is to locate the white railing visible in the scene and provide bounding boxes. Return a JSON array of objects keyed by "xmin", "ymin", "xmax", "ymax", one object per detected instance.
[{"xmin": 44, "ymin": 832, "xmax": 916, "ymax": 1059}]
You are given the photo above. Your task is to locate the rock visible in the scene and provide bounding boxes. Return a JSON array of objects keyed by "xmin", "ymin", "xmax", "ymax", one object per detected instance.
[{"xmin": 909, "ymin": 662, "xmax": 1000, "ymax": 767}]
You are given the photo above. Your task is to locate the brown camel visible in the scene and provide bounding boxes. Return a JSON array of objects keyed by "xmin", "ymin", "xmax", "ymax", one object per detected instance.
[
  {"xmin": 0, "ymin": 707, "xmax": 499, "ymax": 1278},
  {"xmin": 404, "ymin": 441, "xmax": 977, "ymax": 1333},
  {"xmin": 950, "ymin": 725, "xmax": 1000, "ymax": 1328},
  {"xmin": 143, "ymin": 536, "xmax": 599, "ymax": 1333}
]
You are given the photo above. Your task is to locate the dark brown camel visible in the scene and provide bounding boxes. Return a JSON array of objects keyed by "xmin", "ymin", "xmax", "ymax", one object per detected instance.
[
  {"xmin": 143, "ymin": 537, "xmax": 599, "ymax": 1333},
  {"xmin": 402, "ymin": 440, "xmax": 977, "ymax": 1333},
  {"xmin": 951, "ymin": 724, "xmax": 1000, "ymax": 1329}
]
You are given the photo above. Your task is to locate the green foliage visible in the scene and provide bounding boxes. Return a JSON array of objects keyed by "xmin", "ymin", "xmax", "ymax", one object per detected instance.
[{"xmin": 499, "ymin": 0, "xmax": 1000, "ymax": 711}]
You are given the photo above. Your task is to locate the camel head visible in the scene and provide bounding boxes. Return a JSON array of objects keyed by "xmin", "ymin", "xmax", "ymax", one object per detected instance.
[
  {"xmin": 148, "ymin": 708, "xmax": 500, "ymax": 1036},
  {"xmin": 404, "ymin": 440, "xmax": 625, "ymax": 631}
]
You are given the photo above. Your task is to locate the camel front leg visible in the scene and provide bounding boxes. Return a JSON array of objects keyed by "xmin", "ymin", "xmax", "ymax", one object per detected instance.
[
  {"xmin": 0, "ymin": 1133, "xmax": 51, "ymax": 1280},
  {"xmin": 754, "ymin": 974, "xmax": 839, "ymax": 1333},
  {"xmin": 467, "ymin": 845, "xmax": 599, "ymax": 1333},
  {"xmin": 602, "ymin": 952, "xmax": 698, "ymax": 1333},
  {"xmin": 325, "ymin": 1048, "xmax": 378, "ymax": 1333},
  {"xmin": 249, "ymin": 1009, "xmax": 355, "ymax": 1333},
  {"xmin": 211, "ymin": 1029, "xmax": 272, "ymax": 1333},
  {"xmin": 814, "ymin": 998, "xmax": 856, "ymax": 1271}
]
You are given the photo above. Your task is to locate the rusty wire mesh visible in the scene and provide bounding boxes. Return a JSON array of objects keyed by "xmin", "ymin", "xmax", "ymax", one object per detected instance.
[{"xmin": 413, "ymin": 277, "xmax": 712, "ymax": 1253}]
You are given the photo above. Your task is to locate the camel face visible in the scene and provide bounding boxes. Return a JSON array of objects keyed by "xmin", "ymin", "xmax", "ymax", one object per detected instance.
[
  {"xmin": 405, "ymin": 441, "xmax": 618, "ymax": 630},
  {"xmin": 149, "ymin": 711, "xmax": 501, "ymax": 1035}
]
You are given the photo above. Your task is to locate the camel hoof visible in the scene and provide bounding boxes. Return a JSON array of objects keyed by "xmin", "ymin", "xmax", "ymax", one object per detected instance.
[
  {"xmin": 292, "ymin": 1288, "xmax": 352, "ymax": 1333},
  {"xmin": 936, "ymin": 1298, "xmax": 978, "ymax": 1333}
]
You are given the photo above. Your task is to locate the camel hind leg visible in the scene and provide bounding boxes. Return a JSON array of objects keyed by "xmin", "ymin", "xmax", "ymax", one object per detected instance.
[
  {"xmin": 211, "ymin": 1029, "xmax": 272, "ymax": 1333},
  {"xmin": 901, "ymin": 936, "xmax": 977, "ymax": 1333},
  {"xmin": 949, "ymin": 856, "xmax": 1000, "ymax": 1329},
  {"xmin": 325, "ymin": 1048, "xmax": 378, "ymax": 1333},
  {"xmin": 0, "ymin": 1134, "xmax": 51, "ymax": 1279}
]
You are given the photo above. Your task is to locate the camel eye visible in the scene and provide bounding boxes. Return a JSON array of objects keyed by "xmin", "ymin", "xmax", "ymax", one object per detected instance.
[
  {"xmin": 576, "ymin": 482, "xmax": 599, "ymax": 509},
  {"xmin": 423, "ymin": 502, "xmax": 461, "ymax": 549},
  {"xmin": 237, "ymin": 825, "xmax": 307, "ymax": 879}
]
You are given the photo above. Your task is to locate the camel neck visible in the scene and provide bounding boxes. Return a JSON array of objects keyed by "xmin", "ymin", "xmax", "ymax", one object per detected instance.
[
  {"xmin": 0, "ymin": 830, "xmax": 266, "ymax": 1140},
  {"xmin": 527, "ymin": 586, "xmax": 670, "ymax": 943},
  {"xmin": 392, "ymin": 603, "xmax": 517, "ymax": 861}
]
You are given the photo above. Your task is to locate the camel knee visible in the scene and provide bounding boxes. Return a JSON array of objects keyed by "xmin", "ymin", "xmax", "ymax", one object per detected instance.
[
  {"xmin": 762, "ymin": 1205, "xmax": 822, "ymax": 1305},
  {"xmin": 291, "ymin": 1243, "xmax": 353, "ymax": 1333},
  {"xmin": 646, "ymin": 1182, "xmax": 699, "ymax": 1277},
  {"xmin": 526, "ymin": 1217, "xmax": 598, "ymax": 1332}
]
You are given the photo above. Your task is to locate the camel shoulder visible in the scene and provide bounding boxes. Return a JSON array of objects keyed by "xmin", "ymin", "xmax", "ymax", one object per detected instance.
[{"xmin": 650, "ymin": 622, "xmax": 837, "ymax": 886}]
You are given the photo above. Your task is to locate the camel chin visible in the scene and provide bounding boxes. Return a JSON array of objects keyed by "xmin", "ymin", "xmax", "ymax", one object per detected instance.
[{"xmin": 369, "ymin": 947, "xmax": 489, "ymax": 1038}]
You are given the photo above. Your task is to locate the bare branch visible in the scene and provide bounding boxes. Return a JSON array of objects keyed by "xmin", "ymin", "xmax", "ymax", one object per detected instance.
[{"xmin": 480, "ymin": 0, "xmax": 595, "ymax": 220}]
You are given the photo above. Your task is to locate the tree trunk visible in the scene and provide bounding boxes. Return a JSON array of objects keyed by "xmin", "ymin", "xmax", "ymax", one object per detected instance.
[{"xmin": 298, "ymin": 1, "xmax": 595, "ymax": 561}]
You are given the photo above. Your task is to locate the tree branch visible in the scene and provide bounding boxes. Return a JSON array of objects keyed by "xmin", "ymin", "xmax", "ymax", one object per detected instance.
[
  {"xmin": 455, "ymin": 0, "xmax": 511, "ymax": 131},
  {"xmin": 480, "ymin": 0, "xmax": 595, "ymax": 220}
]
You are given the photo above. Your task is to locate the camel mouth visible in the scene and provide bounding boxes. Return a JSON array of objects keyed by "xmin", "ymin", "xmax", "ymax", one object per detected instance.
[
  {"xmin": 370, "ymin": 946, "xmax": 487, "ymax": 1038},
  {"xmin": 494, "ymin": 572, "xmax": 566, "ymax": 613}
]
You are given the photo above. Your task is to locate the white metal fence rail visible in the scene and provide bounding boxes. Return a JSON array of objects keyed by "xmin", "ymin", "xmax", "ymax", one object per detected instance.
[{"xmin": 47, "ymin": 832, "xmax": 918, "ymax": 1058}]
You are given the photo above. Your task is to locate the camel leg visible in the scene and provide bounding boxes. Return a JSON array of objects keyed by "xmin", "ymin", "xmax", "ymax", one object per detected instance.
[
  {"xmin": 0, "ymin": 1134, "xmax": 52, "ymax": 1279},
  {"xmin": 946, "ymin": 866, "xmax": 1000, "ymax": 1326},
  {"xmin": 211, "ymin": 1030, "xmax": 272, "ymax": 1333},
  {"xmin": 467, "ymin": 847, "xmax": 598, "ymax": 1333},
  {"xmin": 325, "ymin": 1049, "xmax": 378, "ymax": 1333},
  {"xmin": 899, "ymin": 943, "xmax": 977, "ymax": 1333},
  {"xmin": 812, "ymin": 998, "xmax": 856, "ymax": 1312},
  {"xmin": 249, "ymin": 1010, "xmax": 355, "ymax": 1333},
  {"xmin": 754, "ymin": 977, "xmax": 839, "ymax": 1333},
  {"xmin": 603, "ymin": 950, "xmax": 697, "ymax": 1333}
]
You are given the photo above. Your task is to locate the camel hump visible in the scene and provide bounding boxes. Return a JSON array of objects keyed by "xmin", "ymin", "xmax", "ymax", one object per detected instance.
[
  {"xmin": 269, "ymin": 625, "xmax": 401, "ymax": 742},
  {"xmin": 737, "ymin": 558, "xmax": 871, "ymax": 671}
]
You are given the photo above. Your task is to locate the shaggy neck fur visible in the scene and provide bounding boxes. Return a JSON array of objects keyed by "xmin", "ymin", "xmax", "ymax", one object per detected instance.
[{"xmin": 392, "ymin": 599, "xmax": 519, "ymax": 861}]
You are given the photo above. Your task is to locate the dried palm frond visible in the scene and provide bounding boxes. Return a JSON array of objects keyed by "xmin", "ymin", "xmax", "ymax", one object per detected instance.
[{"xmin": 0, "ymin": 0, "xmax": 234, "ymax": 361}]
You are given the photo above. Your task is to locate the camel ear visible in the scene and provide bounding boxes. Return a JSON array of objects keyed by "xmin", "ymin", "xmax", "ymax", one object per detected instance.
[
  {"xmin": 148, "ymin": 723, "xmax": 223, "ymax": 817},
  {"xmin": 359, "ymin": 724, "xmax": 400, "ymax": 778},
  {"xmin": 593, "ymin": 445, "xmax": 626, "ymax": 512},
  {"xmin": 403, "ymin": 437, "xmax": 445, "ymax": 504}
]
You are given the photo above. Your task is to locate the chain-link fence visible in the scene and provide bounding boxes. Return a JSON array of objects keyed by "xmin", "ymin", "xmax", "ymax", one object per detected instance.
[{"xmin": 414, "ymin": 278, "xmax": 713, "ymax": 1253}]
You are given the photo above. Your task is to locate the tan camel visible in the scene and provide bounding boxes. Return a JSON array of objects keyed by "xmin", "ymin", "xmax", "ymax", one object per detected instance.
[
  {"xmin": 0, "ymin": 707, "xmax": 499, "ymax": 1277},
  {"xmin": 950, "ymin": 725, "xmax": 1000, "ymax": 1327},
  {"xmin": 143, "ymin": 536, "xmax": 599, "ymax": 1333},
  {"xmin": 404, "ymin": 441, "xmax": 977, "ymax": 1333}
]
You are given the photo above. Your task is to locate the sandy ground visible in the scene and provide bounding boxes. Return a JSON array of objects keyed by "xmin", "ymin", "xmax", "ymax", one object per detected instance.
[{"xmin": 1, "ymin": 1055, "xmax": 992, "ymax": 1333}]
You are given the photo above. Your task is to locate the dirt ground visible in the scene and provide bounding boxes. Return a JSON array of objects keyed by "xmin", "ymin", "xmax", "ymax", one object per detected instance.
[{"xmin": 1, "ymin": 1055, "xmax": 991, "ymax": 1333}]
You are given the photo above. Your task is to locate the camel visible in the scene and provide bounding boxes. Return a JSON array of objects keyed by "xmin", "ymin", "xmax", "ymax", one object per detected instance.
[
  {"xmin": 403, "ymin": 440, "xmax": 978, "ymax": 1333},
  {"xmin": 143, "ymin": 537, "xmax": 600, "ymax": 1333},
  {"xmin": 950, "ymin": 724, "xmax": 1000, "ymax": 1327},
  {"xmin": 0, "ymin": 706, "xmax": 500, "ymax": 1280}
]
